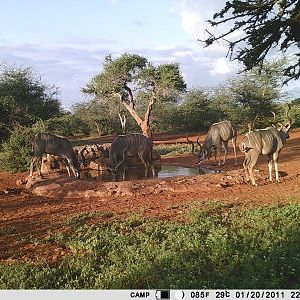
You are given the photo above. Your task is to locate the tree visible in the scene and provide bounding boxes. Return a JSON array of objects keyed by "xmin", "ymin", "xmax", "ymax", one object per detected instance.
[
  {"xmin": 202, "ymin": 0, "xmax": 300, "ymax": 82},
  {"xmin": 290, "ymin": 97, "xmax": 300, "ymax": 127},
  {"xmin": 171, "ymin": 88, "xmax": 221, "ymax": 132},
  {"xmin": 72, "ymin": 98, "xmax": 136, "ymax": 136},
  {"xmin": 0, "ymin": 65, "xmax": 62, "ymax": 141},
  {"xmin": 211, "ymin": 59, "xmax": 286, "ymax": 129},
  {"xmin": 45, "ymin": 114, "xmax": 91, "ymax": 137},
  {"xmin": 83, "ymin": 53, "xmax": 186, "ymax": 137}
]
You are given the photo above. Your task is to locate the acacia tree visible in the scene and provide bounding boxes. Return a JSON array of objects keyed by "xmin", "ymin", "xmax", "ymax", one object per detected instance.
[
  {"xmin": 83, "ymin": 53, "xmax": 186, "ymax": 137},
  {"xmin": 202, "ymin": 0, "xmax": 300, "ymax": 82}
]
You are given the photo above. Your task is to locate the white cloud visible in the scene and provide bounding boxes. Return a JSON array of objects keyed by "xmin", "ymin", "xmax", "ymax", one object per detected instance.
[
  {"xmin": 0, "ymin": 37, "xmax": 241, "ymax": 108},
  {"xmin": 178, "ymin": 1, "xmax": 208, "ymax": 40},
  {"xmin": 210, "ymin": 57, "xmax": 232, "ymax": 75}
]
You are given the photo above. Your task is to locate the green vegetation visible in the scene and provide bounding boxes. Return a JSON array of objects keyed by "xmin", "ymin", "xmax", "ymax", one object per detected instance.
[
  {"xmin": 203, "ymin": 1, "xmax": 300, "ymax": 83},
  {"xmin": 83, "ymin": 53, "xmax": 186, "ymax": 137},
  {"xmin": 0, "ymin": 121, "xmax": 46, "ymax": 172},
  {"xmin": 155, "ymin": 143, "xmax": 191, "ymax": 157},
  {"xmin": 290, "ymin": 98, "xmax": 300, "ymax": 128},
  {"xmin": 0, "ymin": 65, "xmax": 62, "ymax": 143},
  {"xmin": 1, "ymin": 202, "xmax": 300, "ymax": 289},
  {"xmin": 0, "ymin": 55, "xmax": 298, "ymax": 173}
]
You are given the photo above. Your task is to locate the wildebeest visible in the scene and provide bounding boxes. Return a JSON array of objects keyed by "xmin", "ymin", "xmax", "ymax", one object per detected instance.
[
  {"xmin": 30, "ymin": 132, "xmax": 80, "ymax": 179},
  {"xmin": 101, "ymin": 133, "xmax": 155, "ymax": 181},
  {"xmin": 187, "ymin": 120, "xmax": 237, "ymax": 167},
  {"xmin": 240, "ymin": 107, "xmax": 292, "ymax": 186}
]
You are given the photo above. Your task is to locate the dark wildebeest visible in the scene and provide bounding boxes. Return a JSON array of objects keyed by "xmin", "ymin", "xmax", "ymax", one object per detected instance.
[
  {"xmin": 101, "ymin": 133, "xmax": 155, "ymax": 181},
  {"xmin": 187, "ymin": 120, "xmax": 237, "ymax": 167},
  {"xmin": 240, "ymin": 106, "xmax": 292, "ymax": 186},
  {"xmin": 30, "ymin": 132, "xmax": 80, "ymax": 179}
]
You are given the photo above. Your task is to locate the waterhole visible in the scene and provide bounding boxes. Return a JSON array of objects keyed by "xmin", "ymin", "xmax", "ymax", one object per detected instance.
[{"xmin": 80, "ymin": 164, "xmax": 222, "ymax": 182}]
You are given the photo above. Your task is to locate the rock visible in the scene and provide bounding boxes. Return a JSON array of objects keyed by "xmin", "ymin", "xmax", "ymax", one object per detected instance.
[
  {"xmin": 32, "ymin": 183, "xmax": 63, "ymax": 197},
  {"xmin": 25, "ymin": 176, "xmax": 44, "ymax": 189},
  {"xmin": 218, "ymin": 182, "xmax": 234, "ymax": 188},
  {"xmin": 89, "ymin": 160, "xmax": 108, "ymax": 171},
  {"xmin": 16, "ymin": 179, "xmax": 28, "ymax": 186}
]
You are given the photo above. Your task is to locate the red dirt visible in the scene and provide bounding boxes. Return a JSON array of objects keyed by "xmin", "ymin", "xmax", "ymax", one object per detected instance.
[{"xmin": 1, "ymin": 129, "xmax": 300, "ymax": 262}]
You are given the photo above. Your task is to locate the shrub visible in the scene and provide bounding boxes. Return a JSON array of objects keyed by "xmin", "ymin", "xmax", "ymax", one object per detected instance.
[
  {"xmin": 154, "ymin": 143, "xmax": 191, "ymax": 157},
  {"xmin": 290, "ymin": 103, "xmax": 300, "ymax": 128},
  {"xmin": 0, "ymin": 122, "xmax": 46, "ymax": 173},
  {"xmin": 45, "ymin": 114, "xmax": 91, "ymax": 136},
  {"xmin": 0, "ymin": 127, "xmax": 34, "ymax": 172}
]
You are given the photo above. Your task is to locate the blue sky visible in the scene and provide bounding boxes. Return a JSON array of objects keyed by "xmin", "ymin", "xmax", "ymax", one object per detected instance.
[{"xmin": 1, "ymin": 0, "xmax": 299, "ymax": 108}]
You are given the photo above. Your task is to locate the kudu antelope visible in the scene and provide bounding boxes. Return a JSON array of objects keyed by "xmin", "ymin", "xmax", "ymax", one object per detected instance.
[
  {"xmin": 101, "ymin": 133, "xmax": 155, "ymax": 181},
  {"xmin": 240, "ymin": 106, "xmax": 292, "ymax": 186},
  {"xmin": 30, "ymin": 133, "xmax": 80, "ymax": 179},
  {"xmin": 187, "ymin": 120, "xmax": 237, "ymax": 167},
  {"xmin": 95, "ymin": 144, "xmax": 110, "ymax": 158}
]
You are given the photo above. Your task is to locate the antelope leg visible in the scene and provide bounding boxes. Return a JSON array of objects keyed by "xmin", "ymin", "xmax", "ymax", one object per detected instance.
[
  {"xmin": 273, "ymin": 152, "xmax": 280, "ymax": 182},
  {"xmin": 268, "ymin": 155, "xmax": 273, "ymax": 182},
  {"xmin": 222, "ymin": 141, "xmax": 228, "ymax": 165},
  {"xmin": 232, "ymin": 137, "xmax": 237, "ymax": 166},
  {"xmin": 248, "ymin": 150, "xmax": 259, "ymax": 186}
]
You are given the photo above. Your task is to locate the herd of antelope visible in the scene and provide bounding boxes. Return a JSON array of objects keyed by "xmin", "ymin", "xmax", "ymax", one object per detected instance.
[{"xmin": 30, "ymin": 105, "xmax": 292, "ymax": 186}]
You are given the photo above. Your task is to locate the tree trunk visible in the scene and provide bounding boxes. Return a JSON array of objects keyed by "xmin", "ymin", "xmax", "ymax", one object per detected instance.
[
  {"xmin": 94, "ymin": 121, "xmax": 101, "ymax": 136},
  {"xmin": 121, "ymin": 100, "xmax": 153, "ymax": 138},
  {"xmin": 140, "ymin": 121, "xmax": 152, "ymax": 138},
  {"xmin": 115, "ymin": 91, "xmax": 154, "ymax": 139}
]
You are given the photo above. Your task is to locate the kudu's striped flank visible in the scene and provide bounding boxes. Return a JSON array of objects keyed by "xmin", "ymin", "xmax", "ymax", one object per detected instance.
[
  {"xmin": 187, "ymin": 120, "xmax": 237, "ymax": 167},
  {"xmin": 240, "ymin": 106, "xmax": 292, "ymax": 186},
  {"xmin": 101, "ymin": 133, "xmax": 155, "ymax": 181},
  {"xmin": 30, "ymin": 133, "xmax": 80, "ymax": 179}
]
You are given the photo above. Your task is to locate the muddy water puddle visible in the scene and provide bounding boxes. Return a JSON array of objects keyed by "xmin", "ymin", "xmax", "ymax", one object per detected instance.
[{"xmin": 80, "ymin": 165, "xmax": 222, "ymax": 182}]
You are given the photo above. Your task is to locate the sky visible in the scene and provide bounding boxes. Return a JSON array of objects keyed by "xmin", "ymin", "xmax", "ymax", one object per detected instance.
[{"xmin": 1, "ymin": 0, "xmax": 299, "ymax": 109}]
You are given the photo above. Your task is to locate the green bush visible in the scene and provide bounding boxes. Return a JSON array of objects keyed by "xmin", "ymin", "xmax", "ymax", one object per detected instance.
[
  {"xmin": 154, "ymin": 143, "xmax": 191, "ymax": 156},
  {"xmin": 0, "ymin": 122, "xmax": 46, "ymax": 173},
  {"xmin": 0, "ymin": 127, "xmax": 34, "ymax": 172},
  {"xmin": 45, "ymin": 114, "xmax": 91, "ymax": 136},
  {"xmin": 290, "ymin": 103, "xmax": 300, "ymax": 128}
]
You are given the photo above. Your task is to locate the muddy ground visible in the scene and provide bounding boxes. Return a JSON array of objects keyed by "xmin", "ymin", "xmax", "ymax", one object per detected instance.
[{"xmin": 1, "ymin": 129, "xmax": 300, "ymax": 262}]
